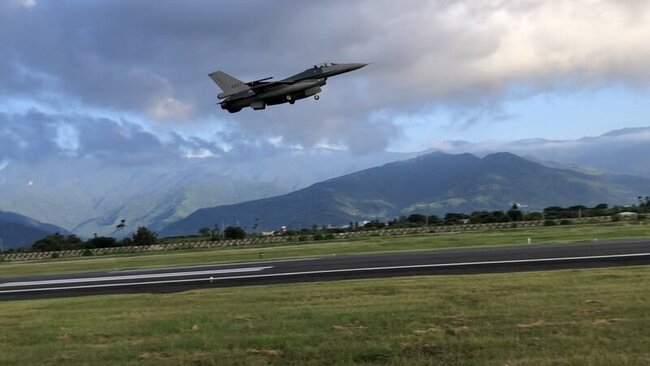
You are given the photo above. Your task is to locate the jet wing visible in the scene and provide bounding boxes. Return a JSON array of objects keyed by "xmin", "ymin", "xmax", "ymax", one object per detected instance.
[
  {"xmin": 246, "ymin": 77, "xmax": 274, "ymax": 86},
  {"xmin": 247, "ymin": 80, "xmax": 295, "ymax": 93}
]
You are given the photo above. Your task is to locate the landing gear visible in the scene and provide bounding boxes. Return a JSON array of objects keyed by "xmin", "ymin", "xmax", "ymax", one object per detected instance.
[
  {"xmin": 285, "ymin": 95, "xmax": 293, "ymax": 101},
  {"xmin": 314, "ymin": 94, "xmax": 320, "ymax": 100},
  {"xmin": 289, "ymin": 100, "xmax": 295, "ymax": 104}
]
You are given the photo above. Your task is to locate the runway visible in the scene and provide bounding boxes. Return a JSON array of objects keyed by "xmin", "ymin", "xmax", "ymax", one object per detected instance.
[{"xmin": 1, "ymin": 240, "xmax": 649, "ymax": 301}]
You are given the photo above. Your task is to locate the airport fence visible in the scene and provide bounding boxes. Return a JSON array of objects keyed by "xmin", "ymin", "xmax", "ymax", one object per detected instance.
[{"xmin": 0, "ymin": 216, "xmax": 612, "ymax": 262}]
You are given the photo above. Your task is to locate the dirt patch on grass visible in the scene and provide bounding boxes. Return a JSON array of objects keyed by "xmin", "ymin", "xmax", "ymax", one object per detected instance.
[
  {"xmin": 56, "ymin": 328, "xmax": 72, "ymax": 341},
  {"xmin": 53, "ymin": 351, "xmax": 77, "ymax": 362},
  {"xmin": 247, "ymin": 348, "xmax": 283, "ymax": 357},
  {"xmin": 591, "ymin": 318, "xmax": 626, "ymax": 327},
  {"xmin": 138, "ymin": 351, "xmax": 212, "ymax": 362},
  {"xmin": 585, "ymin": 299, "xmax": 603, "ymax": 305},
  {"xmin": 517, "ymin": 320, "xmax": 545, "ymax": 330},
  {"xmin": 400, "ymin": 342, "xmax": 445, "ymax": 357},
  {"xmin": 229, "ymin": 313, "xmax": 252, "ymax": 322},
  {"xmin": 331, "ymin": 323, "xmax": 367, "ymax": 332},
  {"xmin": 176, "ymin": 352, "xmax": 213, "ymax": 362},
  {"xmin": 438, "ymin": 315, "xmax": 469, "ymax": 336},
  {"xmin": 448, "ymin": 314, "xmax": 469, "ymax": 327},
  {"xmin": 413, "ymin": 327, "xmax": 440, "ymax": 334},
  {"xmin": 138, "ymin": 351, "xmax": 171, "ymax": 360}
]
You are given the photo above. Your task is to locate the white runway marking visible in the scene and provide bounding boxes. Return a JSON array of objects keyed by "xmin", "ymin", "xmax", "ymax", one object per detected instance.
[{"xmin": 0, "ymin": 266, "xmax": 273, "ymax": 288}]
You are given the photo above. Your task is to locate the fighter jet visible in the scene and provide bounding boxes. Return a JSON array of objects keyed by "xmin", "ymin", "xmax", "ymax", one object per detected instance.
[{"xmin": 209, "ymin": 62, "xmax": 367, "ymax": 113}]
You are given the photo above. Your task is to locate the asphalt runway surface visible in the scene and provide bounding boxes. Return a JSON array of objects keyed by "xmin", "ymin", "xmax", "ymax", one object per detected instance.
[{"xmin": 1, "ymin": 240, "xmax": 649, "ymax": 301}]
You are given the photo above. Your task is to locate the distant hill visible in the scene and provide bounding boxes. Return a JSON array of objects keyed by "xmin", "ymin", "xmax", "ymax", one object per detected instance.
[
  {"xmin": 160, "ymin": 152, "xmax": 650, "ymax": 236},
  {"xmin": 0, "ymin": 211, "xmax": 69, "ymax": 250}
]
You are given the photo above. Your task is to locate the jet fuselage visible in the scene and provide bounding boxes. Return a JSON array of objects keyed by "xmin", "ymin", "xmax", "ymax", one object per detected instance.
[{"xmin": 209, "ymin": 63, "xmax": 367, "ymax": 113}]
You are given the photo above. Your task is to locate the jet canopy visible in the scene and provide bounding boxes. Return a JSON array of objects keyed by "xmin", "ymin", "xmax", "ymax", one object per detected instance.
[{"xmin": 314, "ymin": 62, "xmax": 338, "ymax": 68}]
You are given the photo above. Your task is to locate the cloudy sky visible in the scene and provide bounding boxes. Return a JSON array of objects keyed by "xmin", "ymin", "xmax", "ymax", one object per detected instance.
[{"xmin": 2, "ymin": 0, "xmax": 650, "ymax": 164}]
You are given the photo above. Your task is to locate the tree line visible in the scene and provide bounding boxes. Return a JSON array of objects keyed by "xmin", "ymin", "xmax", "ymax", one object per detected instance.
[
  {"xmin": 2, "ymin": 200, "xmax": 647, "ymax": 254},
  {"xmin": 9, "ymin": 226, "xmax": 159, "ymax": 253},
  {"xmin": 356, "ymin": 202, "xmax": 646, "ymax": 229}
]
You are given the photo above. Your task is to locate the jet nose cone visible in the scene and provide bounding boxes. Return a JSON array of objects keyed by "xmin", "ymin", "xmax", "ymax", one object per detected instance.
[{"xmin": 347, "ymin": 63, "xmax": 368, "ymax": 71}]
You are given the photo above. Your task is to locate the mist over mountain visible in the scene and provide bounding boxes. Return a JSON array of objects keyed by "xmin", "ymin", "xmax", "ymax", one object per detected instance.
[
  {"xmin": 160, "ymin": 152, "xmax": 649, "ymax": 236},
  {"xmin": 436, "ymin": 127, "xmax": 650, "ymax": 177},
  {"xmin": 0, "ymin": 149, "xmax": 416, "ymax": 237},
  {"xmin": 0, "ymin": 211, "xmax": 69, "ymax": 250},
  {"xmin": 0, "ymin": 158, "xmax": 283, "ymax": 238}
]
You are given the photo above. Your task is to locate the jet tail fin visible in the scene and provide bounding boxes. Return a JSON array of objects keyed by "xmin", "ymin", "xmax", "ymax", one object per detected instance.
[{"xmin": 209, "ymin": 71, "xmax": 250, "ymax": 99}]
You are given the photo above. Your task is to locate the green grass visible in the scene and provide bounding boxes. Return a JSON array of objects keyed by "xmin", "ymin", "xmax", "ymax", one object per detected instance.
[
  {"xmin": 1, "ymin": 221, "xmax": 649, "ymax": 278},
  {"xmin": 1, "ymin": 266, "xmax": 649, "ymax": 365}
]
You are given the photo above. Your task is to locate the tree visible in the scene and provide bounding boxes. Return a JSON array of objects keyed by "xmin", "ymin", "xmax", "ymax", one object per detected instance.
[
  {"xmin": 444, "ymin": 213, "xmax": 469, "ymax": 225},
  {"xmin": 406, "ymin": 214, "xmax": 427, "ymax": 225},
  {"xmin": 469, "ymin": 211, "xmax": 511, "ymax": 224},
  {"xmin": 65, "ymin": 234, "xmax": 83, "ymax": 249},
  {"xmin": 427, "ymin": 215, "xmax": 441, "ymax": 225},
  {"xmin": 638, "ymin": 196, "xmax": 650, "ymax": 210},
  {"xmin": 32, "ymin": 233, "xmax": 86, "ymax": 251},
  {"xmin": 85, "ymin": 236, "xmax": 117, "ymax": 249},
  {"xmin": 32, "ymin": 233, "xmax": 66, "ymax": 252},
  {"xmin": 224, "ymin": 226, "xmax": 246, "ymax": 240},
  {"xmin": 131, "ymin": 226, "xmax": 158, "ymax": 246},
  {"xmin": 507, "ymin": 208, "xmax": 524, "ymax": 221},
  {"xmin": 543, "ymin": 206, "xmax": 570, "ymax": 219},
  {"xmin": 198, "ymin": 227, "xmax": 212, "ymax": 237},
  {"xmin": 363, "ymin": 220, "xmax": 386, "ymax": 229},
  {"xmin": 469, "ymin": 211, "xmax": 491, "ymax": 224},
  {"xmin": 490, "ymin": 210, "xmax": 512, "ymax": 223}
]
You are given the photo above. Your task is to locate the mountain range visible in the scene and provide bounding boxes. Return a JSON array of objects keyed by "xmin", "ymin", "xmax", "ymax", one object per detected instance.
[
  {"xmin": 160, "ymin": 152, "xmax": 649, "ymax": 236},
  {"xmin": 0, "ymin": 211, "xmax": 69, "ymax": 250},
  {"xmin": 1, "ymin": 127, "xmax": 649, "ymax": 238}
]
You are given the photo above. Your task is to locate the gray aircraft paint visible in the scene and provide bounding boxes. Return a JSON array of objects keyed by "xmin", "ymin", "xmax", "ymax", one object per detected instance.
[{"xmin": 209, "ymin": 63, "xmax": 367, "ymax": 113}]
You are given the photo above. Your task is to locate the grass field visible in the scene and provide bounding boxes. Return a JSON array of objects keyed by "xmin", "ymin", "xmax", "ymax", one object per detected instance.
[
  {"xmin": 1, "ymin": 221, "xmax": 648, "ymax": 279},
  {"xmin": 1, "ymin": 266, "xmax": 649, "ymax": 365}
]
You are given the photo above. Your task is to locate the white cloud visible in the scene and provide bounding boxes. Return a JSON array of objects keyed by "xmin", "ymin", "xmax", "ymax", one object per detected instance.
[
  {"xmin": 147, "ymin": 97, "xmax": 195, "ymax": 122},
  {"xmin": 2, "ymin": 0, "xmax": 650, "ymax": 153},
  {"xmin": 13, "ymin": 0, "xmax": 36, "ymax": 9},
  {"xmin": 183, "ymin": 148, "xmax": 216, "ymax": 159},
  {"xmin": 358, "ymin": 0, "xmax": 650, "ymax": 102},
  {"xmin": 54, "ymin": 124, "xmax": 80, "ymax": 153}
]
